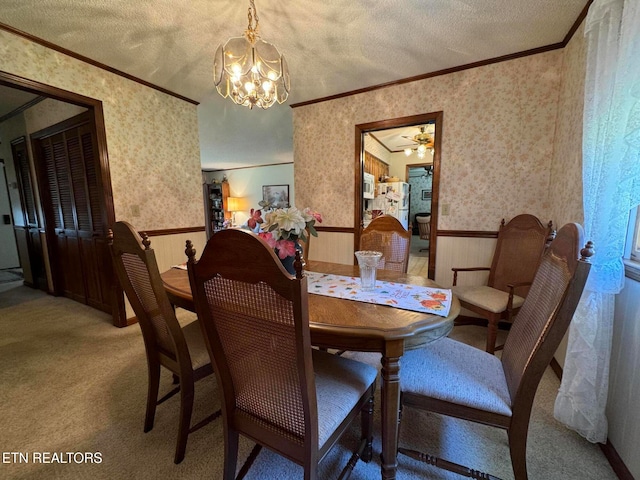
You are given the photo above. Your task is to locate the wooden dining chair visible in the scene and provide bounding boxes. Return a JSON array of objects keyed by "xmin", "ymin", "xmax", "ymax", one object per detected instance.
[
  {"xmin": 451, "ymin": 214, "xmax": 555, "ymax": 353},
  {"xmin": 108, "ymin": 221, "xmax": 219, "ymax": 464},
  {"xmin": 186, "ymin": 228, "xmax": 377, "ymax": 480},
  {"xmin": 360, "ymin": 215, "xmax": 411, "ymax": 273},
  {"xmin": 398, "ymin": 223, "xmax": 593, "ymax": 480}
]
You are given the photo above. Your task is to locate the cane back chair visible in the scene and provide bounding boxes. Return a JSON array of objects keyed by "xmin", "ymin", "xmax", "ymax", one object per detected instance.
[
  {"xmin": 360, "ymin": 215, "xmax": 411, "ymax": 273},
  {"xmin": 451, "ymin": 214, "xmax": 554, "ymax": 353},
  {"xmin": 186, "ymin": 229, "xmax": 377, "ymax": 480},
  {"xmin": 399, "ymin": 223, "xmax": 593, "ymax": 480},
  {"xmin": 108, "ymin": 221, "xmax": 218, "ymax": 464}
]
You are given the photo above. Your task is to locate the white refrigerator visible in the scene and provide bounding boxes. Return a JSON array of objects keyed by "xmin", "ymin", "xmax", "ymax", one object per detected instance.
[{"xmin": 374, "ymin": 182, "xmax": 410, "ymax": 230}]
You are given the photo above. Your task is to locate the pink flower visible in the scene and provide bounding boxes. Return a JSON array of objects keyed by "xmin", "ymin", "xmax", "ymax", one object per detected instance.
[
  {"xmin": 247, "ymin": 208, "xmax": 263, "ymax": 229},
  {"xmin": 258, "ymin": 231, "xmax": 276, "ymax": 248},
  {"xmin": 275, "ymin": 239, "xmax": 296, "ymax": 259},
  {"xmin": 303, "ymin": 207, "xmax": 323, "ymax": 224}
]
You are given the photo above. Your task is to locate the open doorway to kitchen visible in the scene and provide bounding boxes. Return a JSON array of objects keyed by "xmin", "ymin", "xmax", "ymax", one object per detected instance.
[{"xmin": 354, "ymin": 112, "xmax": 442, "ymax": 279}]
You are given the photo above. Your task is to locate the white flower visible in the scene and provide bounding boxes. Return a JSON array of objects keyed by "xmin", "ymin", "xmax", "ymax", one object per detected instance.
[{"xmin": 263, "ymin": 207, "xmax": 306, "ymax": 240}]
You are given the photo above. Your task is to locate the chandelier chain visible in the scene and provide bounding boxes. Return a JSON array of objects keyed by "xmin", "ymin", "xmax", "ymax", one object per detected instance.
[{"xmin": 246, "ymin": 0, "xmax": 259, "ymax": 43}]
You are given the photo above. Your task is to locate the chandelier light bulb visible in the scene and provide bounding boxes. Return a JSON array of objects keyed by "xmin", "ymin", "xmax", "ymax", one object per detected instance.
[
  {"xmin": 417, "ymin": 144, "xmax": 427, "ymax": 154},
  {"xmin": 404, "ymin": 148, "xmax": 412, "ymax": 156}
]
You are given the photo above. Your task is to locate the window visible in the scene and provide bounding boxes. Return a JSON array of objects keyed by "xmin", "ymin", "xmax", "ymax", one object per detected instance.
[
  {"xmin": 625, "ymin": 205, "xmax": 640, "ymax": 281},
  {"xmin": 630, "ymin": 206, "xmax": 640, "ymax": 261}
]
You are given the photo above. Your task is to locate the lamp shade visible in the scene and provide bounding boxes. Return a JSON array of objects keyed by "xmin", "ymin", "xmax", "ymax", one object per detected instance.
[{"xmin": 226, "ymin": 197, "xmax": 241, "ymax": 212}]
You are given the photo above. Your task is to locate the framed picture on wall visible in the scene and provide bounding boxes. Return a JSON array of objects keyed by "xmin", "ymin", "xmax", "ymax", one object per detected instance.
[
  {"xmin": 262, "ymin": 185, "xmax": 290, "ymax": 209},
  {"xmin": 421, "ymin": 190, "xmax": 432, "ymax": 201}
]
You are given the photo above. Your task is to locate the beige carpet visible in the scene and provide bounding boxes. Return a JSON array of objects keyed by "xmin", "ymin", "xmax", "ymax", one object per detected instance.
[{"xmin": 0, "ymin": 285, "xmax": 616, "ymax": 479}]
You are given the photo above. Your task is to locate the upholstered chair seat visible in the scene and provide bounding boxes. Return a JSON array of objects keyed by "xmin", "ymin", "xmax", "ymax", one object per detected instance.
[
  {"xmin": 180, "ymin": 321, "xmax": 211, "ymax": 370},
  {"xmin": 313, "ymin": 349, "xmax": 378, "ymax": 447},
  {"xmin": 400, "ymin": 337, "xmax": 512, "ymax": 416},
  {"xmin": 452, "ymin": 286, "xmax": 525, "ymax": 314}
]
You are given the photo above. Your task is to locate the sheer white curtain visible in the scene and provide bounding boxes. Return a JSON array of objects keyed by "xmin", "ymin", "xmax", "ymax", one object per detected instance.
[{"xmin": 554, "ymin": 0, "xmax": 640, "ymax": 443}]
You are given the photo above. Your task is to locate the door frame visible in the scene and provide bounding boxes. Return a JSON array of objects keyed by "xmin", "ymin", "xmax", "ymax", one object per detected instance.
[
  {"xmin": 354, "ymin": 111, "xmax": 443, "ymax": 280},
  {"xmin": 0, "ymin": 70, "xmax": 125, "ymax": 326}
]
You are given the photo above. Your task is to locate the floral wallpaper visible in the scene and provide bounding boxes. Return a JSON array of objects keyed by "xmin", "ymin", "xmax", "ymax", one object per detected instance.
[
  {"xmin": 0, "ymin": 29, "xmax": 203, "ymax": 231},
  {"xmin": 294, "ymin": 50, "xmax": 564, "ymax": 230},
  {"xmin": 549, "ymin": 23, "xmax": 586, "ymax": 229}
]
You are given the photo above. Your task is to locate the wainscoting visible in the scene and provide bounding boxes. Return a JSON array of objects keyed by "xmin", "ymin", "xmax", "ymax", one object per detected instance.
[
  {"xmin": 122, "ymin": 229, "xmax": 207, "ymax": 319},
  {"xmin": 608, "ymin": 276, "xmax": 640, "ymax": 478}
]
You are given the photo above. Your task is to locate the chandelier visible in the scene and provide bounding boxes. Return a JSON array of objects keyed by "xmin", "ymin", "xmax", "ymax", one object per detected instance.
[
  {"xmin": 213, "ymin": 0, "xmax": 290, "ymax": 109},
  {"xmin": 402, "ymin": 126, "xmax": 434, "ymax": 159}
]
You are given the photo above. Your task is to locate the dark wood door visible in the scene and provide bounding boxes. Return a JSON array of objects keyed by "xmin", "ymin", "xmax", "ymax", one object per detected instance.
[
  {"xmin": 33, "ymin": 112, "xmax": 112, "ymax": 313},
  {"xmin": 10, "ymin": 137, "xmax": 46, "ymax": 289}
]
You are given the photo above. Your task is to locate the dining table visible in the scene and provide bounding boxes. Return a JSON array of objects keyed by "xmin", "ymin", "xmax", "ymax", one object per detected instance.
[{"xmin": 161, "ymin": 260, "xmax": 460, "ymax": 480}]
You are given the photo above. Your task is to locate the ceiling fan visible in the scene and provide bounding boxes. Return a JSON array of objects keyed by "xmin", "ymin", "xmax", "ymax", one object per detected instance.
[{"xmin": 400, "ymin": 126, "xmax": 434, "ymax": 159}]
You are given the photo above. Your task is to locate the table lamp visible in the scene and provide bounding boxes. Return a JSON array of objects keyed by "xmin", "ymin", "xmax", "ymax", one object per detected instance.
[{"xmin": 226, "ymin": 197, "xmax": 241, "ymax": 227}]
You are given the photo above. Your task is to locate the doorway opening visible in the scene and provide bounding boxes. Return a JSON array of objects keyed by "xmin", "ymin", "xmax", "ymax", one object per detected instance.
[
  {"xmin": 0, "ymin": 71, "xmax": 124, "ymax": 326},
  {"xmin": 354, "ymin": 112, "xmax": 443, "ymax": 279}
]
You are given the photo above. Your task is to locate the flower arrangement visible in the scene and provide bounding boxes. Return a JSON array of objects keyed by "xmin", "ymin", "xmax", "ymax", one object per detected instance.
[{"xmin": 245, "ymin": 206, "xmax": 322, "ymax": 259}]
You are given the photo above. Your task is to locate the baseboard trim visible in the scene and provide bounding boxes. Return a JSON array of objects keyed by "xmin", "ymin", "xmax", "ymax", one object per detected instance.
[
  {"xmin": 548, "ymin": 359, "xmax": 633, "ymax": 480},
  {"xmin": 600, "ymin": 440, "xmax": 635, "ymax": 480},
  {"xmin": 126, "ymin": 316, "xmax": 138, "ymax": 326}
]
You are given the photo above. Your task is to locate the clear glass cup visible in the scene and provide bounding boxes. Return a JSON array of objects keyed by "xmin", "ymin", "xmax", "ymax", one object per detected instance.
[{"xmin": 355, "ymin": 250, "xmax": 383, "ymax": 291}]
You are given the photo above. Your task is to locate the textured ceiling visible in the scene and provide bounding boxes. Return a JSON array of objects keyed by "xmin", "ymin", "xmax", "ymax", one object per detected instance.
[
  {"xmin": 0, "ymin": 0, "xmax": 588, "ymax": 169},
  {"xmin": 372, "ymin": 124, "xmax": 436, "ymax": 153}
]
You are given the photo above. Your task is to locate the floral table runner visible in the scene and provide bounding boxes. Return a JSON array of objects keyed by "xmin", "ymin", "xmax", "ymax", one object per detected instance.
[{"xmin": 305, "ymin": 271, "xmax": 452, "ymax": 317}]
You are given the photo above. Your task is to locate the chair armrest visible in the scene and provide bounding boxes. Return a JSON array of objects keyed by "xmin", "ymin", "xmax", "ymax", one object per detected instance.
[
  {"xmin": 451, "ymin": 267, "xmax": 490, "ymax": 286},
  {"xmin": 506, "ymin": 281, "xmax": 531, "ymax": 291}
]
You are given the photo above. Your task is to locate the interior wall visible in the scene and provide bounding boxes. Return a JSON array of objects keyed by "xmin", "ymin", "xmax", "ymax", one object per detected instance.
[
  {"xmin": 0, "ymin": 29, "xmax": 203, "ymax": 231},
  {"xmin": 364, "ymin": 134, "xmax": 391, "ymax": 164},
  {"xmin": 293, "ymin": 49, "xmax": 563, "ymax": 232},
  {"xmin": 0, "ymin": 115, "xmax": 28, "ymax": 271},
  {"xmin": 549, "ymin": 23, "xmax": 586, "ymax": 230},
  {"xmin": 0, "ymin": 159, "xmax": 19, "ymax": 269},
  {"xmin": 608, "ymin": 276, "xmax": 640, "ymax": 479},
  {"xmin": 389, "ymin": 150, "xmax": 434, "ymax": 181},
  {"xmin": 203, "ymin": 163, "xmax": 294, "ymax": 227},
  {"xmin": 24, "ymin": 99, "xmax": 87, "ymax": 136},
  {"xmin": 0, "ymin": 115, "xmax": 28, "ymax": 235},
  {"xmin": 547, "ymin": 23, "xmax": 587, "ymax": 368}
]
